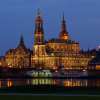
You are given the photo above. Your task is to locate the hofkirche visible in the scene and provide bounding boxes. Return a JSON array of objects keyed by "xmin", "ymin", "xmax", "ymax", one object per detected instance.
[{"xmin": 0, "ymin": 11, "xmax": 95, "ymax": 70}]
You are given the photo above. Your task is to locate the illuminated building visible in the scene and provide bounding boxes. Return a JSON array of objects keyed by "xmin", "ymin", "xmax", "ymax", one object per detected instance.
[
  {"xmin": 89, "ymin": 49, "xmax": 100, "ymax": 70},
  {"xmin": 4, "ymin": 35, "xmax": 31, "ymax": 68},
  {"xmin": 31, "ymin": 11, "xmax": 93, "ymax": 70},
  {"xmin": 0, "ymin": 11, "xmax": 95, "ymax": 70},
  {"xmin": 0, "ymin": 56, "xmax": 6, "ymax": 67}
]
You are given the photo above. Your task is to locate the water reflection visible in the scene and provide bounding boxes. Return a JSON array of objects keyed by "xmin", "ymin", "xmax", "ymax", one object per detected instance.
[
  {"xmin": 0, "ymin": 80, "xmax": 2, "ymax": 88},
  {"xmin": 63, "ymin": 79, "xmax": 88, "ymax": 87},
  {"xmin": 0, "ymin": 78, "xmax": 100, "ymax": 88},
  {"xmin": 30, "ymin": 79, "xmax": 57, "ymax": 85},
  {"xmin": 7, "ymin": 79, "xmax": 13, "ymax": 87},
  {"xmin": 0, "ymin": 79, "xmax": 13, "ymax": 88}
]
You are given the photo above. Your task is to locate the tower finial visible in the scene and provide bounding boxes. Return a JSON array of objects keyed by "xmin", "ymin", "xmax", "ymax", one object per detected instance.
[
  {"xmin": 20, "ymin": 33, "xmax": 24, "ymax": 45},
  {"xmin": 61, "ymin": 12, "xmax": 66, "ymax": 32},
  {"xmin": 37, "ymin": 8, "xmax": 41, "ymax": 16},
  {"xmin": 35, "ymin": 8, "xmax": 43, "ymax": 24},
  {"xmin": 17, "ymin": 33, "xmax": 26, "ymax": 48},
  {"xmin": 62, "ymin": 12, "xmax": 65, "ymax": 22},
  {"xmin": 34, "ymin": 9, "xmax": 44, "ymax": 45}
]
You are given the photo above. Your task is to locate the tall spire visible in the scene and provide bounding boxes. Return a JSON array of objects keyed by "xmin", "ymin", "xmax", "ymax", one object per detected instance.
[
  {"xmin": 63, "ymin": 12, "xmax": 65, "ymax": 21},
  {"xmin": 20, "ymin": 34, "xmax": 24, "ymax": 45},
  {"xmin": 34, "ymin": 9, "xmax": 44, "ymax": 45},
  {"xmin": 35, "ymin": 9, "xmax": 43, "ymax": 25},
  {"xmin": 18, "ymin": 34, "xmax": 26, "ymax": 48},
  {"xmin": 62, "ymin": 13, "xmax": 66, "ymax": 32},
  {"xmin": 37, "ymin": 8, "xmax": 41, "ymax": 16},
  {"xmin": 59, "ymin": 13, "xmax": 69, "ymax": 40}
]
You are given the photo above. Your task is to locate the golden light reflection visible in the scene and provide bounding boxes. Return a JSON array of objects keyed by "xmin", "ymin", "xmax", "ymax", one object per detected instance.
[
  {"xmin": 0, "ymin": 62, "xmax": 2, "ymax": 66},
  {"xmin": 96, "ymin": 65, "xmax": 100, "ymax": 70},
  {"xmin": 31, "ymin": 79, "xmax": 56, "ymax": 85},
  {"xmin": 63, "ymin": 80, "xmax": 88, "ymax": 87},
  {"xmin": 0, "ymin": 80, "xmax": 2, "ymax": 88},
  {"xmin": 63, "ymin": 80, "xmax": 81, "ymax": 87},
  {"xmin": 7, "ymin": 80, "xmax": 13, "ymax": 87}
]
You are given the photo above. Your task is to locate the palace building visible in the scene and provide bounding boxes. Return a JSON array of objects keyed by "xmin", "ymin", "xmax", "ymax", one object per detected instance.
[{"xmin": 0, "ymin": 11, "xmax": 95, "ymax": 70}]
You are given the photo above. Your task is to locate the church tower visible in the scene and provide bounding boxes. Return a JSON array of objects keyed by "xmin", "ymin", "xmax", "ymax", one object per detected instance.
[
  {"xmin": 34, "ymin": 10, "xmax": 44, "ymax": 45},
  {"xmin": 33, "ymin": 10, "xmax": 46, "ymax": 57},
  {"xmin": 59, "ymin": 14, "xmax": 69, "ymax": 40}
]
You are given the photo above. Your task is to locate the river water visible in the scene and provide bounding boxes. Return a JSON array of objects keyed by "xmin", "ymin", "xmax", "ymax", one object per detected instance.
[{"xmin": 0, "ymin": 78, "xmax": 100, "ymax": 88}]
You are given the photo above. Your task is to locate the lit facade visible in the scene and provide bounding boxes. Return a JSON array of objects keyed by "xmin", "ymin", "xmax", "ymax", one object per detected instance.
[
  {"xmin": 4, "ymin": 36, "xmax": 31, "ymax": 68},
  {"xmin": 0, "ymin": 12, "xmax": 94, "ymax": 70}
]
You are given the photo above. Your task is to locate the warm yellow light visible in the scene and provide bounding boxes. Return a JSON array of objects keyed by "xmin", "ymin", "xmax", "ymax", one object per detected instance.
[
  {"xmin": 0, "ymin": 62, "xmax": 2, "ymax": 66},
  {"xmin": 0, "ymin": 80, "xmax": 2, "ymax": 88},
  {"xmin": 96, "ymin": 65, "xmax": 100, "ymax": 70},
  {"xmin": 63, "ymin": 35, "xmax": 68, "ymax": 40},
  {"xmin": 7, "ymin": 80, "xmax": 13, "ymax": 87}
]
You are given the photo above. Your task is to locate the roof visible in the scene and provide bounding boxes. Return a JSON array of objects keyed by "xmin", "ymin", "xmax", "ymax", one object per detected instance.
[
  {"xmin": 5, "ymin": 35, "xmax": 31, "ymax": 55},
  {"xmin": 47, "ymin": 38, "xmax": 79, "ymax": 44}
]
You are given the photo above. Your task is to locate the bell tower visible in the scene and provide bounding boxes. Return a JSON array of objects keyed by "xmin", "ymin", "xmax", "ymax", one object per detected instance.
[
  {"xmin": 33, "ymin": 10, "xmax": 47, "ymax": 57},
  {"xmin": 59, "ymin": 14, "xmax": 69, "ymax": 40},
  {"xmin": 34, "ymin": 9, "xmax": 44, "ymax": 45}
]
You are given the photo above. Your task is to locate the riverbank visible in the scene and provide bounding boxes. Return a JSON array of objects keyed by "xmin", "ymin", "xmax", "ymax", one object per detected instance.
[
  {"xmin": 0, "ymin": 86, "xmax": 100, "ymax": 100},
  {"xmin": 0, "ymin": 94, "xmax": 100, "ymax": 100},
  {"xmin": 0, "ymin": 95, "xmax": 100, "ymax": 100},
  {"xmin": 0, "ymin": 85, "xmax": 100, "ymax": 95}
]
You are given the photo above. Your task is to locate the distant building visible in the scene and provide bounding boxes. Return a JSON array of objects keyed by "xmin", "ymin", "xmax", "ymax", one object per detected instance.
[
  {"xmin": 0, "ymin": 11, "xmax": 95, "ymax": 70},
  {"xmin": 0, "ymin": 56, "xmax": 6, "ymax": 67},
  {"xmin": 89, "ymin": 50, "xmax": 100, "ymax": 70}
]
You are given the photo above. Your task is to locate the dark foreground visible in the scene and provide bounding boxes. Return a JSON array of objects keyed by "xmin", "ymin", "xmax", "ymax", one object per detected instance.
[
  {"xmin": 0, "ymin": 85, "xmax": 100, "ymax": 95},
  {"xmin": 0, "ymin": 95, "xmax": 100, "ymax": 100},
  {"xmin": 0, "ymin": 85, "xmax": 100, "ymax": 100}
]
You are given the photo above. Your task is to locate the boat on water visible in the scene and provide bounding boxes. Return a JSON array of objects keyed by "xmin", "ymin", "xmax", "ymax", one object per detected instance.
[
  {"xmin": 26, "ymin": 69, "xmax": 53, "ymax": 78},
  {"xmin": 26, "ymin": 69, "xmax": 88, "ymax": 78}
]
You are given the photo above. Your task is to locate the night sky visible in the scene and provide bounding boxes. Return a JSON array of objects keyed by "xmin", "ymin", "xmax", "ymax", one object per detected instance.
[{"xmin": 0, "ymin": 0, "xmax": 100, "ymax": 55}]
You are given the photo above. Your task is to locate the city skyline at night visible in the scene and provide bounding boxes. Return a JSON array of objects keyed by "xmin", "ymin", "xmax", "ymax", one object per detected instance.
[
  {"xmin": 0, "ymin": 0, "xmax": 100, "ymax": 55},
  {"xmin": 0, "ymin": 10, "xmax": 93, "ymax": 70},
  {"xmin": 1, "ymin": 1, "xmax": 100, "ymax": 97}
]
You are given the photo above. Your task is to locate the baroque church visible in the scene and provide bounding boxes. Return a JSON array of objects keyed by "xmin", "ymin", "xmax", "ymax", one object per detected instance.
[{"xmin": 0, "ymin": 11, "xmax": 94, "ymax": 70}]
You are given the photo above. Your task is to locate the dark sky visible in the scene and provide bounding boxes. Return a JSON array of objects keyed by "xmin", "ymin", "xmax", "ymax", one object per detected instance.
[{"xmin": 0, "ymin": 0, "xmax": 100, "ymax": 55}]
